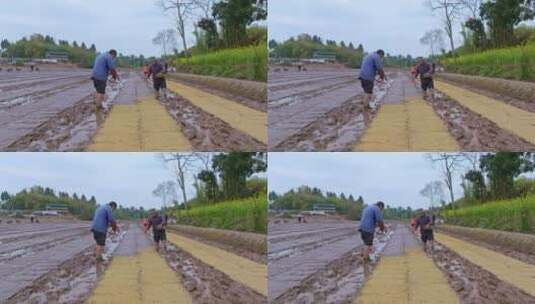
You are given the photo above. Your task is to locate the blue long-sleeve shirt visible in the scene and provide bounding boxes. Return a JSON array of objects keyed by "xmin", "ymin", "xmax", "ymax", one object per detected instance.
[
  {"xmin": 91, "ymin": 205, "xmax": 116, "ymax": 233},
  {"xmin": 359, "ymin": 53, "xmax": 384, "ymax": 81},
  {"xmin": 91, "ymin": 53, "xmax": 117, "ymax": 81},
  {"xmin": 359, "ymin": 205, "xmax": 384, "ymax": 233}
]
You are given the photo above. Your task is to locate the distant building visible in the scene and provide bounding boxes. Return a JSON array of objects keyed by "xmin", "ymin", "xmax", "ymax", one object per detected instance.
[
  {"xmin": 45, "ymin": 51, "xmax": 69, "ymax": 62},
  {"xmin": 312, "ymin": 203, "xmax": 337, "ymax": 214},
  {"xmin": 312, "ymin": 51, "xmax": 337, "ymax": 63},
  {"xmin": 45, "ymin": 203, "xmax": 69, "ymax": 214}
]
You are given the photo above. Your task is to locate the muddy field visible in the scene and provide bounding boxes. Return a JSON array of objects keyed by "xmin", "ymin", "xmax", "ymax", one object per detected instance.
[
  {"xmin": 0, "ymin": 220, "xmax": 265, "ymax": 303},
  {"xmin": 269, "ymin": 217, "xmax": 388, "ymax": 303},
  {"xmin": 268, "ymin": 217, "xmax": 535, "ymax": 304},
  {"xmin": 0, "ymin": 67, "xmax": 266, "ymax": 151},
  {"xmin": 0, "ymin": 221, "xmax": 103, "ymax": 303},
  {"xmin": 268, "ymin": 67, "xmax": 535, "ymax": 151}
]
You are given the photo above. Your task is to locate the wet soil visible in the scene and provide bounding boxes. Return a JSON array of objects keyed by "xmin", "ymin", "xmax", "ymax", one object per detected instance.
[
  {"xmin": 432, "ymin": 242, "xmax": 535, "ymax": 304},
  {"xmin": 268, "ymin": 70, "xmax": 362, "ymax": 148},
  {"xmin": 162, "ymin": 242, "xmax": 267, "ymax": 304},
  {"xmin": 268, "ymin": 218, "xmax": 363, "ymax": 301},
  {"xmin": 271, "ymin": 223, "xmax": 394, "ymax": 304},
  {"xmin": 438, "ymin": 77, "xmax": 535, "ymax": 113},
  {"xmin": 169, "ymin": 229, "xmax": 266, "ymax": 264},
  {"xmin": 169, "ymin": 77, "xmax": 266, "ymax": 112},
  {"xmin": 4, "ymin": 224, "xmax": 125, "ymax": 304},
  {"xmin": 430, "ymin": 92, "xmax": 535, "ymax": 151},
  {"xmin": 3, "ymin": 73, "xmax": 143, "ymax": 151},
  {"xmin": 162, "ymin": 92, "xmax": 265, "ymax": 151},
  {"xmin": 438, "ymin": 230, "xmax": 535, "ymax": 266}
]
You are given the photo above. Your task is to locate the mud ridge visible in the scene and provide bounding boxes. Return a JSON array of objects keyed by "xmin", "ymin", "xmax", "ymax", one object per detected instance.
[
  {"xmin": 432, "ymin": 242, "xmax": 535, "ymax": 304},
  {"xmin": 162, "ymin": 93, "xmax": 265, "ymax": 151},
  {"xmin": 430, "ymin": 92, "xmax": 535, "ymax": 151},
  {"xmin": 162, "ymin": 242, "xmax": 266, "ymax": 304}
]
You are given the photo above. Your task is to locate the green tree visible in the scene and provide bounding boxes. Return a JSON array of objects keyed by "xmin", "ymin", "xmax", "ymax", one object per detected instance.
[
  {"xmin": 480, "ymin": 152, "xmax": 534, "ymax": 199},
  {"xmin": 212, "ymin": 152, "xmax": 267, "ymax": 199},
  {"xmin": 212, "ymin": 0, "xmax": 267, "ymax": 47}
]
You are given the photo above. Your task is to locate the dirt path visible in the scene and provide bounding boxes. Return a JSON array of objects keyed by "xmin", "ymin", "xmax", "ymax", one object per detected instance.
[
  {"xmin": 167, "ymin": 231, "xmax": 267, "ymax": 296},
  {"xmin": 87, "ymin": 96, "xmax": 192, "ymax": 151},
  {"xmin": 88, "ymin": 225, "xmax": 192, "ymax": 304},
  {"xmin": 356, "ymin": 225, "xmax": 459, "ymax": 304},
  {"xmin": 167, "ymin": 81, "xmax": 267, "ymax": 144},
  {"xmin": 435, "ymin": 81, "xmax": 535, "ymax": 145},
  {"xmin": 355, "ymin": 97, "xmax": 459, "ymax": 151},
  {"xmin": 354, "ymin": 72, "xmax": 458, "ymax": 151},
  {"xmin": 435, "ymin": 232, "xmax": 535, "ymax": 297}
]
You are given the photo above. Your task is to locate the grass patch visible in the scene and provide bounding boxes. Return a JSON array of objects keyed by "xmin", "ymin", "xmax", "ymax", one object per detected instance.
[
  {"xmin": 176, "ymin": 44, "xmax": 267, "ymax": 82},
  {"xmin": 443, "ymin": 195, "xmax": 535, "ymax": 233},
  {"xmin": 175, "ymin": 194, "xmax": 267, "ymax": 234},
  {"xmin": 443, "ymin": 43, "xmax": 535, "ymax": 81}
]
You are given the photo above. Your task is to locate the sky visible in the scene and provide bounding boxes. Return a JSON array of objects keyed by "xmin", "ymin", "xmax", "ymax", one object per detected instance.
[
  {"xmin": 0, "ymin": 0, "xmax": 190, "ymax": 57},
  {"xmin": 268, "ymin": 153, "xmax": 469, "ymax": 210},
  {"xmin": 269, "ymin": 0, "xmax": 466, "ymax": 57},
  {"xmin": 0, "ymin": 153, "xmax": 201, "ymax": 209}
]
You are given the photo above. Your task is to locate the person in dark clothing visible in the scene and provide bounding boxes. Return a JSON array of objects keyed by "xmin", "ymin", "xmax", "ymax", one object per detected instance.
[
  {"xmin": 145, "ymin": 210, "xmax": 168, "ymax": 253},
  {"xmin": 414, "ymin": 211, "xmax": 435, "ymax": 253},
  {"xmin": 147, "ymin": 59, "xmax": 168, "ymax": 100},
  {"xmin": 414, "ymin": 58, "xmax": 435, "ymax": 100}
]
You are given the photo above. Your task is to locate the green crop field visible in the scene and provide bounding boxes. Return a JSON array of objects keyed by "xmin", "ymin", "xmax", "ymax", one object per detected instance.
[
  {"xmin": 443, "ymin": 195, "xmax": 535, "ymax": 233},
  {"xmin": 176, "ymin": 44, "xmax": 267, "ymax": 82},
  {"xmin": 175, "ymin": 194, "xmax": 267, "ymax": 234},
  {"xmin": 442, "ymin": 43, "xmax": 535, "ymax": 81}
]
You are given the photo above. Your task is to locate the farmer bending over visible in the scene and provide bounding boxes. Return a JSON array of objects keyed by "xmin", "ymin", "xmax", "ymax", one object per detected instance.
[
  {"xmin": 359, "ymin": 201, "xmax": 386, "ymax": 262},
  {"xmin": 358, "ymin": 50, "xmax": 386, "ymax": 109},
  {"xmin": 91, "ymin": 50, "xmax": 119, "ymax": 113},
  {"xmin": 90, "ymin": 201, "xmax": 119, "ymax": 262}
]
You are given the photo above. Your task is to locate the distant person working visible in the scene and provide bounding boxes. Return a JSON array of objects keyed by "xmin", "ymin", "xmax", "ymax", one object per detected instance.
[
  {"xmin": 413, "ymin": 57, "xmax": 435, "ymax": 100},
  {"xmin": 359, "ymin": 201, "xmax": 386, "ymax": 262},
  {"xmin": 414, "ymin": 210, "xmax": 435, "ymax": 253},
  {"xmin": 90, "ymin": 201, "xmax": 119, "ymax": 262},
  {"xmin": 144, "ymin": 209, "xmax": 168, "ymax": 253},
  {"xmin": 147, "ymin": 59, "xmax": 168, "ymax": 100},
  {"xmin": 358, "ymin": 50, "xmax": 386, "ymax": 109},
  {"xmin": 91, "ymin": 50, "xmax": 120, "ymax": 112}
]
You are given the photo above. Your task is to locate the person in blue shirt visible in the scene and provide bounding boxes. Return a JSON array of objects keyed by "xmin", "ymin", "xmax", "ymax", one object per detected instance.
[
  {"xmin": 90, "ymin": 201, "xmax": 119, "ymax": 262},
  {"xmin": 91, "ymin": 50, "xmax": 120, "ymax": 113},
  {"xmin": 358, "ymin": 50, "xmax": 386, "ymax": 109},
  {"xmin": 359, "ymin": 201, "xmax": 386, "ymax": 262}
]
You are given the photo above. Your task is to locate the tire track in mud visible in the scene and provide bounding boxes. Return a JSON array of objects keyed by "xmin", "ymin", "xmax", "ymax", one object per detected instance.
[
  {"xmin": 435, "ymin": 232, "xmax": 535, "ymax": 298},
  {"xmin": 432, "ymin": 241, "xmax": 535, "ymax": 304},
  {"xmin": 163, "ymin": 239, "xmax": 266, "ymax": 304},
  {"xmin": 430, "ymin": 92, "xmax": 535, "ymax": 151},
  {"xmin": 167, "ymin": 81, "xmax": 267, "ymax": 144},
  {"xmin": 167, "ymin": 232, "xmax": 267, "ymax": 297},
  {"xmin": 435, "ymin": 81, "xmax": 535, "ymax": 145}
]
